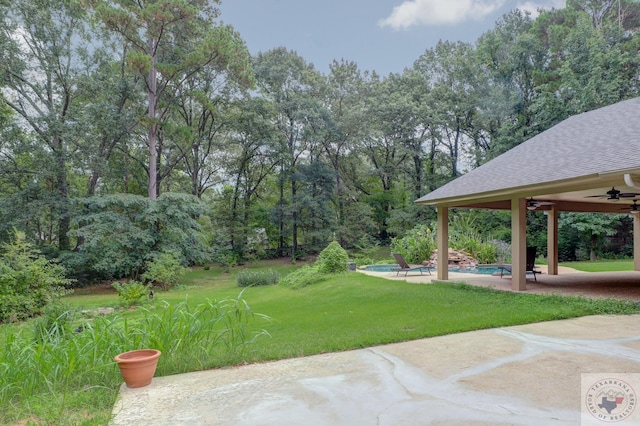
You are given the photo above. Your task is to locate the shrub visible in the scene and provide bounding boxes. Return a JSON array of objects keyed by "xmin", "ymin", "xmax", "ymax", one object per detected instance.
[
  {"xmin": 142, "ymin": 251, "xmax": 188, "ymax": 291},
  {"xmin": 390, "ymin": 224, "xmax": 437, "ymax": 264},
  {"xmin": 316, "ymin": 241, "xmax": 349, "ymax": 274},
  {"xmin": 71, "ymin": 193, "xmax": 209, "ymax": 279},
  {"xmin": 237, "ymin": 269, "xmax": 280, "ymax": 287},
  {"xmin": 489, "ymin": 240, "xmax": 511, "ymax": 264},
  {"xmin": 281, "ymin": 241, "xmax": 352, "ymax": 289},
  {"xmin": 58, "ymin": 251, "xmax": 107, "ymax": 287},
  {"xmin": 450, "ymin": 230, "xmax": 502, "ymax": 264},
  {"xmin": 0, "ymin": 230, "xmax": 72, "ymax": 323},
  {"xmin": 354, "ymin": 235, "xmax": 380, "ymax": 255},
  {"xmin": 112, "ymin": 280, "xmax": 150, "ymax": 307},
  {"xmin": 279, "ymin": 265, "xmax": 321, "ymax": 289}
]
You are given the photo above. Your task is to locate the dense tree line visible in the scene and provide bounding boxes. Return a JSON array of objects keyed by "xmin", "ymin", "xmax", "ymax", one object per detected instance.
[{"xmin": 0, "ymin": 0, "xmax": 639, "ymax": 283}]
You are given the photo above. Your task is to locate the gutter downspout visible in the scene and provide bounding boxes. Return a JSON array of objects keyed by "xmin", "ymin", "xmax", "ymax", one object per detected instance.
[{"xmin": 624, "ymin": 173, "xmax": 640, "ymax": 189}]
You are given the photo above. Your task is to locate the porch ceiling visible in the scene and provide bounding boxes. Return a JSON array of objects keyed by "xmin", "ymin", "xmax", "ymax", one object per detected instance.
[{"xmin": 442, "ymin": 176, "xmax": 640, "ymax": 213}]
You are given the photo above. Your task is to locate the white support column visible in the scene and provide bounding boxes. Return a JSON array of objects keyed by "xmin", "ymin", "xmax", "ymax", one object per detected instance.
[
  {"xmin": 511, "ymin": 198, "xmax": 527, "ymax": 291},
  {"xmin": 547, "ymin": 206, "xmax": 558, "ymax": 276},
  {"xmin": 634, "ymin": 213, "xmax": 640, "ymax": 272},
  {"xmin": 437, "ymin": 205, "xmax": 449, "ymax": 280}
]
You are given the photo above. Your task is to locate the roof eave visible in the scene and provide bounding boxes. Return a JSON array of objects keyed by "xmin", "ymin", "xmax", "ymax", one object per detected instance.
[{"xmin": 414, "ymin": 173, "xmax": 611, "ymax": 207}]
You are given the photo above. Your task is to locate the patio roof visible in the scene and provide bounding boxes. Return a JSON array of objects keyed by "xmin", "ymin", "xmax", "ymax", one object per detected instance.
[{"xmin": 415, "ymin": 97, "xmax": 640, "ymax": 210}]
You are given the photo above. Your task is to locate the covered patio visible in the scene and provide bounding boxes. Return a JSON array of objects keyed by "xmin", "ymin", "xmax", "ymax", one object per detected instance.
[
  {"xmin": 358, "ymin": 266, "xmax": 640, "ymax": 301},
  {"xmin": 415, "ymin": 97, "xmax": 640, "ymax": 291}
]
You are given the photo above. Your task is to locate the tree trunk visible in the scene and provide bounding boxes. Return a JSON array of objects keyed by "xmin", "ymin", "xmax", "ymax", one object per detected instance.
[
  {"xmin": 291, "ymin": 178, "xmax": 298, "ymax": 261},
  {"xmin": 55, "ymin": 146, "xmax": 70, "ymax": 251},
  {"xmin": 148, "ymin": 38, "xmax": 158, "ymax": 200},
  {"xmin": 278, "ymin": 170, "xmax": 285, "ymax": 255}
]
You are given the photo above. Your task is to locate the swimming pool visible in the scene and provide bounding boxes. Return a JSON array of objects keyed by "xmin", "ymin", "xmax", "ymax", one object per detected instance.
[{"xmin": 361, "ymin": 264, "xmax": 505, "ymax": 275}]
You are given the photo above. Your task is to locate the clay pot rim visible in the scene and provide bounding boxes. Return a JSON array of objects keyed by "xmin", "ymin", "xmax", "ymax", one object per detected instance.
[{"xmin": 114, "ymin": 349, "xmax": 161, "ymax": 363}]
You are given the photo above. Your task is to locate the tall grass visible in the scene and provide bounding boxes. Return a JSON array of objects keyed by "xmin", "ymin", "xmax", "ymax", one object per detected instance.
[{"xmin": 0, "ymin": 294, "xmax": 268, "ymax": 425}]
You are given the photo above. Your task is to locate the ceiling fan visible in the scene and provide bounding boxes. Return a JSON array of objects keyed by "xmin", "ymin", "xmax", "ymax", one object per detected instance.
[
  {"xmin": 585, "ymin": 186, "xmax": 640, "ymax": 201},
  {"xmin": 620, "ymin": 200, "xmax": 640, "ymax": 214},
  {"xmin": 526, "ymin": 198, "xmax": 555, "ymax": 211}
]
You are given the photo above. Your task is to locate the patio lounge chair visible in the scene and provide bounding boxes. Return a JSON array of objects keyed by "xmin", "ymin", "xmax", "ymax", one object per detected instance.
[
  {"xmin": 498, "ymin": 247, "xmax": 541, "ymax": 281},
  {"xmin": 392, "ymin": 253, "xmax": 432, "ymax": 276}
]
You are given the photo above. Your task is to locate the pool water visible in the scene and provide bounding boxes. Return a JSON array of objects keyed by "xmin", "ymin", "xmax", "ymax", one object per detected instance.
[{"xmin": 361, "ymin": 264, "xmax": 505, "ymax": 275}]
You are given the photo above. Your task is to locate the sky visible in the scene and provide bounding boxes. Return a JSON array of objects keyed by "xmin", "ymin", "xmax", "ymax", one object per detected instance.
[{"xmin": 219, "ymin": 0, "xmax": 566, "ymax": 76}]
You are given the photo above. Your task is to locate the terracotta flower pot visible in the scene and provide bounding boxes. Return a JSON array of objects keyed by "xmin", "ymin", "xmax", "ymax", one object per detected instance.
[{"xmin": 114, "ymin": 349, "xmax": 161, "ymax": 388}]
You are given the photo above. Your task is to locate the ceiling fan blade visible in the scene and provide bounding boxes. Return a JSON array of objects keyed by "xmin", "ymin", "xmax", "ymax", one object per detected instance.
[{"xmin": 619, "ymin": 193, "xmax": 640, "ymax": 198}]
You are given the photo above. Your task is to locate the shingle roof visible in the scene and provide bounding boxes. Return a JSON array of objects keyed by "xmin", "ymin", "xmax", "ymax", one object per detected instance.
[{"xmin": 415, "ymin": 97, "xmax": 640, "ymax": 204}]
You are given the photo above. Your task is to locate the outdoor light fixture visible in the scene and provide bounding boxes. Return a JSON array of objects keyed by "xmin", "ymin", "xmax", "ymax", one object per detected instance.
[{"xmin": 526, "ymin": 198, "xmax": 554, "ymax": 211}]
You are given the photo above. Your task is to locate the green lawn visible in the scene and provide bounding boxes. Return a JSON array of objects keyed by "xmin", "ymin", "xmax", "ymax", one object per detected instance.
[
  {"xmin": 560, "ymin": 258, "xmax": 634, "ymax": 272},
  {"xmin": 1, "ymin": 260, "xmax": 638, "ymax": 425}
]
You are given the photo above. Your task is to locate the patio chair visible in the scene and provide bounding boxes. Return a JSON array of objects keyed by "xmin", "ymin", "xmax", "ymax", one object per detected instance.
[
  {"xmin": 392, "ymin": 253, "xmax": 432, "ymax": 276},
  {"xmin": 498, "ymin": 247, "xmax": 541, "ymax": 281}
]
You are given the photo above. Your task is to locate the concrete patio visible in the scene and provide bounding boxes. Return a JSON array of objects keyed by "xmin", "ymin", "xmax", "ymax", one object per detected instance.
[
  {"xmin": 111, "ymin": 313, "xmax": 640, "ymax": 425},
  {"xmin": 110, "ymin": 270, "xmax": 640, "ymax": 425}
]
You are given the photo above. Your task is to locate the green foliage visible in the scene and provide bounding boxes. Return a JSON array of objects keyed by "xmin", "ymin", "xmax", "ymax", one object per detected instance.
[
  {"xmin": 352, "ymin": 235, "xmax": 380, "ymax": 258},
  {"xmin": 348, "ymin": 236, "xmax": 381, "ymax": 267},
  {"xmin": 0, "ymin": 294, "xmax": 268, "ymax": 425},
  {"xmin": 558, "ymin": 213, "xmax": 625, "ymax": 261},
  {"xmin": 390, "ymin": 224, "xmax": 437, "ymax": 264},
  {"xmin": 71, "ymin": 194, "xmax": 156, "ymax": 278},
  {"xmin": 489, "ymin": 240, "xmax": 512, "ymax": 264},
  {"xmin": 112, "ymin": 280, "xmax": 150, "ymax": 307},
  {"xmin": 280, "ymin": 241, "xmax": 351, "ymax": 288},
  {"xmin": 57, "ymin": 250, "xmax": 107, "ymax": 287},
  {"xmin": 334, "ymin": 202, "xmax": 377, "ymax": 249},
  {"xmin": 71, "ymin": 193, "xmax": 209, "ymax": 279},
  {"xmin": 391, "ymin": 220, "xmax": 506, "ymax": 264},
  {"xmin": 130, "ymin": 297, "xmax": 270, "ymax": 370},
  {"xmin": 32, "ymin": 303, "xmax": 77, "ymax": 344},
  {"xmin": 279, "ymin": 264, "xmax": 322, "ymax": 289},
  {"xmin": 294, "ymin": 162, "xmax": 338, "ymax": 251},
  {"xmin": 1, "ymin": 0, "xmax": 640, "ymax": 283},
  {"xmin": 198, "ymin": 216, "xmax": 237, "ymax": 268},
  {"xmin": 142, "ymin": 251, "xmax": 188, "ymax": 291},
  {"xmin": 450, "ymin": 229, "xmax": 500, "ymax": 264},
  {"xmin": 0, "ymin": 230, "xmax": 72, "ymax": 323},
  {"xmin": 448, "ymin": 213, "xmax": 505, "ymax": 264},
  {"xmin": 237, "ymin": 269, "xmax": 280, "ymax": 287},
  {"xmin": 316, "ymin": 241, "xmax": 349, "ymax": 274}
]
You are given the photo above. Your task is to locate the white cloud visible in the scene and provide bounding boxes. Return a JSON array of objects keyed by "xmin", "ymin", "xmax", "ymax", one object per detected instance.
[
  {"xmin": 516, "ymin": 0, "xmax": 566, "ymax": 18},
  {"xmin": 379, "ymin": 0, "xmax": 507, "ymax": 30}
]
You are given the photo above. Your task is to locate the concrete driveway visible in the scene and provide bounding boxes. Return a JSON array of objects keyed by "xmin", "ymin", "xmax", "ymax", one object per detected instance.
[{"xmin": 111, "ymin": 314, "xmax": 640, "ymax": 425}]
